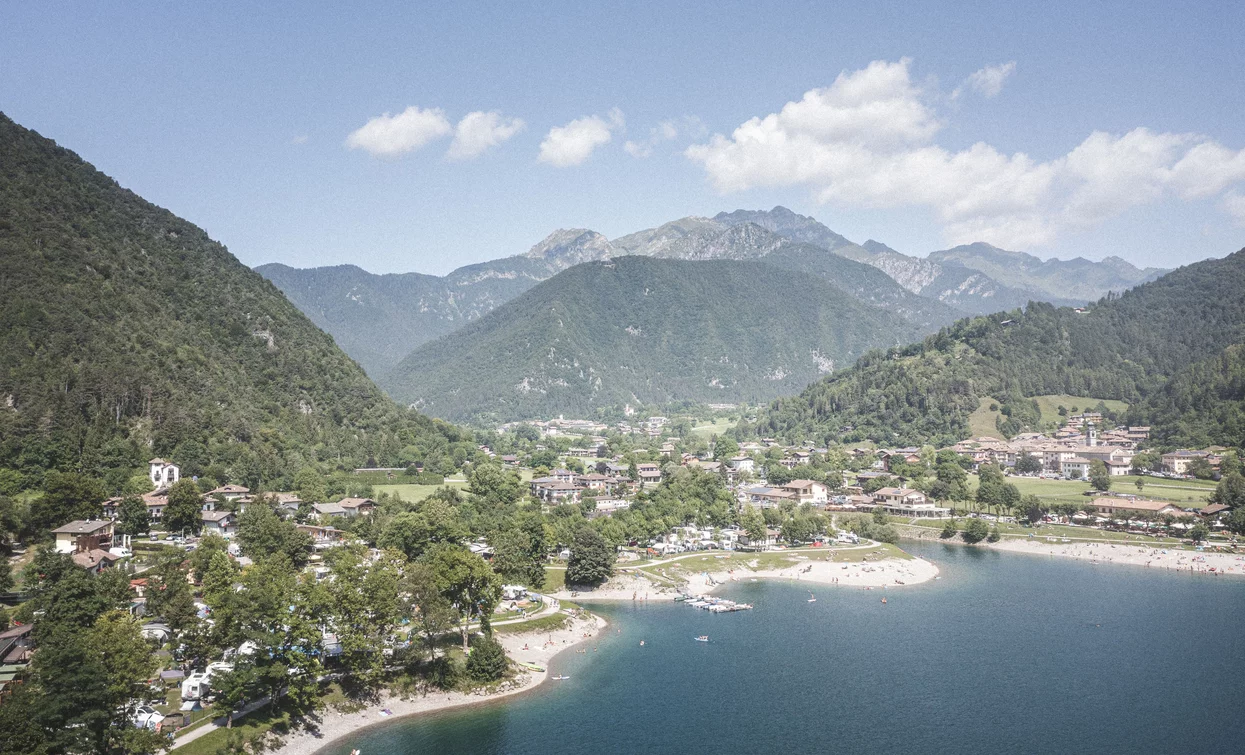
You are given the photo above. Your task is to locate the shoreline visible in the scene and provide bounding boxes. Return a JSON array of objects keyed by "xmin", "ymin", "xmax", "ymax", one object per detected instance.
[
  {"xmin": 552, "ymin": 552, "xmax": 941, "ymax": 603},
  {"xmin": 260, "ymin": 612, "xmax": 607, "ymax": 755},
  {"xmin": 987, "ymin": 538, "xmax": 1245, "ymax": 576}
]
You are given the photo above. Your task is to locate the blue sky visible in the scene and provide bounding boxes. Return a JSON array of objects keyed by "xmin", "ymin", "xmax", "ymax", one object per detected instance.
[{"xmin": 3, "ymin": 1, "xmax": 1244, "ymax": 274}]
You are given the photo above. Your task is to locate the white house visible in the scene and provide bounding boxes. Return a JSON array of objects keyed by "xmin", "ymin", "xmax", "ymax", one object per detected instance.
[
  {"xmin": 201, "ymin": 510, "xmax": 237, "ymax": 538},
  {"xmin": 148, "ymin": 458, "xmax": 180, "ymax": 489},
  {"xmin": 728, "ymin": 456, "xmax": 755, "ymax": 474},
  {"xmin": 1061, "ymin": 457, "xmax": 1092, "ymax": 480},
  {"xmin": 873, "ymin": 488, "xmax": 949, "ymax": 518},
  {"xmin": 780, "ymin": 480, "xmax": 829, "ymax": 505}
]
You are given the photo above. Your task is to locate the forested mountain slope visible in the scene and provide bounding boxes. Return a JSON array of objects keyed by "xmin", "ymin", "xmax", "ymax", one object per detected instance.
[
  {"xmin": 381, "ymin": 256, "xmax": 927, "ymax": 423},
  {"xmin": 0, "ymin": 113, "xmax": 471, "ymax": 484},
  {"xmin": 752, "ymin": 250, "xmax": 1245, "ymax": 447}
]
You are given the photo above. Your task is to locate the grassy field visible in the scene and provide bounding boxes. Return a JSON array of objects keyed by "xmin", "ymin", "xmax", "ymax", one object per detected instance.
[
  {"xmin": 373, "ymin": 479, "xmax": 468, "ymax": 503},
  {"xmin": 1030, "ymin": 394, "xmax": 1129, "ymax": 426},
  {"xmin": 967, "ymin": 397, "xmax": 1003, "ymax": 438},
  {"xmin": 962, "ymin": 473, "xmax": 1213, "ymax": 509},
  {"xmin": 690, "ymin": 418, "xmax": 736, "ymax": 437},
  {"xmin": 543, "ymin": 566, "xmax": 566, "ymax": 592}
]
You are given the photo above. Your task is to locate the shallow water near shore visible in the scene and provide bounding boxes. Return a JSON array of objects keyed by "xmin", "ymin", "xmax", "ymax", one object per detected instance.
[{"xmin": 330, "ymin": 542, "xmax": 1245, "ymax": 754}]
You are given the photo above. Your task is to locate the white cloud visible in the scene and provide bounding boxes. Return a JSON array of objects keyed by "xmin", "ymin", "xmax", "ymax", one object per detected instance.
[
  {"xmin": 687, "ymin": 59, "xmax": 1245, "ymax": 248},
  {"xmin": 538, "ymin": 108, "xmax": 625, "ymax": 167},
  {"xmin": 953, "ymin": 61, "xmax": 1016, "ymax": 99},
  {"xmin": 1225, "ymin": 192, "xmax": 1245, "ymax": 226},
  {"xmin": 624, "ymin": 116, "xmax": 707, "ymax": 158},
  {"xmin": 291, "ymin": 134, "xmax": 309, "ymax": 145},
  {"xmin": 446, "ymin": 111, "xmax": 525, "ymax": 160},
  {"xmin": 345, "ymin": 106, "xmax": 452, "ymax": 158}
]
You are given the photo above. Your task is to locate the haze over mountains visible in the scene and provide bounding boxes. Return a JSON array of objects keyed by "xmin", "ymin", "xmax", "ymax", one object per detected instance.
[{"xmin": 260, "ymin": 207, "xmax": 1167, "ymax": 383}]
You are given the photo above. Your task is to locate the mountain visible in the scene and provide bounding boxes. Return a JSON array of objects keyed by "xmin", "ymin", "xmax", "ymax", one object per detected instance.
[
  {"xmin": 1129, "ymin": 343, "xmax": 1245, "ymax": 448},
  {"xmin": 715, "ymin": 208, "xmax": 1090, "ymax": 314},
  {"xmin": 929, "ymin": 242, "xmax": 1167, "ymax": 302},
  {"xmin": 257, "ymin": 230, "xmax": 615, "ymax": 377},
  {"xmin": 751, "ymin": 250, "xmax": 1245, "ymax": 447},
  {"xmin": 260, "ymin": 216, "xmax": 957, "ymax": 376},
  {"xmin": 0, "ymin": 113, "xmax": 470, "ymax": 484},
  {"xmin": 381, "ymin": 256, "xmax": 930, "ymax": 423}
]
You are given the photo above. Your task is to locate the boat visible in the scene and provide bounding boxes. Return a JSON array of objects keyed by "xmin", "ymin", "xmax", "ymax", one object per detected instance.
[
  {"xmin": 552, "ymin": 675, "xmax": 570, "ymax": 680},
  {"xmin": 881, "ymin": 597, "xmax": 887, "ymax": 604},
  {"xmin": 807, "ymin": 592, "xmax": 816, "ymax": 603},
  {"xmin": 694, "ymin": 635, "xmax": 709, "ymax": 642},
  {"xmin": 639, "ymin": 640, "xmax": 645, "ymax": 646},
  {"xmin": 518, "ymin": 661, "xmax": 546, "ymax": 673}
]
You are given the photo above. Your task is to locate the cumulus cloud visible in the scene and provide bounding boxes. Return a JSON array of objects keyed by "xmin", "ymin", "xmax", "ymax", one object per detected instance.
[
  {"xmin": 953, "ymin": 61, "xmax": 1016, "ymax": 99},
  {"xmin": 446, "ymin": 111, "xmax": 525, "ymax": 160},
  {"xmin": 538, "ymin": 108, "xmax": 625, "ymax": 167},
  {"xmin": 624, "ymin": 116, "xmax": 707, "ymax": 158},
  {"xmin": 345, "ymin": 106, "xmax": 452, "ymax": 158},
  {"xmin": 1225, "ymin": 192, "xmax": 1245, "ymax": 226},
  {"xmin": 686, "ymin": 59, "xmax": 1245, "ymax": 248}
]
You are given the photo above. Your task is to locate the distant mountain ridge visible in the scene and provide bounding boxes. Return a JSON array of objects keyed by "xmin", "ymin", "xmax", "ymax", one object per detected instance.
[
  {"xmin": 380, "ymin": 256, "xmax": 931, "ymax": 423},
  {"xmin": 259, "ymin": 206, "xmax": 1172, "ymax": 380}
]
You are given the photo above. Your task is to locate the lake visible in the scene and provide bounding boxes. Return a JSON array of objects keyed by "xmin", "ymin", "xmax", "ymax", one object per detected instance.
[{"xmin": 332, "ymin": 542, "xmax": 1245, "ymax": 754}]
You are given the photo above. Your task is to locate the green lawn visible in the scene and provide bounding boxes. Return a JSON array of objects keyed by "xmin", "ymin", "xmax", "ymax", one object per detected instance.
[
  {"xmin": 963, "ymin": 473, "xmax": 1214, "ymax": 509},
  {"xmin": 542, "ymin": 566, "xmax": 566, "ymax": 592},
  {"xmin": 1030, "ymin": 394, "xmax": 1129, "ymax": 426},
  {"xmin": 690, "ymin": 418, "xmax": 736, "ymax": 437},
  {"xmin": 373, "ymin": 480, "xmax": 468, "ymax": 503},
  {"xmin": 967, "ymin": 396, "xmax": 1003, "ymax": 438}
]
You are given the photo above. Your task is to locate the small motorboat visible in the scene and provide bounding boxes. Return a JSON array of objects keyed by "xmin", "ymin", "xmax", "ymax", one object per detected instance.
[
  {"xmin": 807, "ymin": 592, "xmax": 816, "ymax": 603},
  {"xmin": 639, "ymin": 640, "xmax": 645, "ymax": 646},
  {"xmin": 694, "ymin": 635, "xmax": 709, "ymax": 642}
]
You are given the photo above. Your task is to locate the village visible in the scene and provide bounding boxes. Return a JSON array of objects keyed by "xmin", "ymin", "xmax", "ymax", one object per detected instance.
[{"xmin": 2, "ymin": 407, "xmax": 1241, "ymax": 749}]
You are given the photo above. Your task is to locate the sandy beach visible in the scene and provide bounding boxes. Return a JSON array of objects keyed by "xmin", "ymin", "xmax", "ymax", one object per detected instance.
[
  {"xmin": 992, "ymin": 538, "xmax": 1245, "ymax": 576},
  {"xmin": 698, "ymin": 555, "xmax": 940, "ymax": 591},
  {"xmin": 256, "ymin": 612, "xmax": 606, "ymax": 755},
  {"xmin": 552, "ymin": 551, "xmax": 941, "ymax": 603}
]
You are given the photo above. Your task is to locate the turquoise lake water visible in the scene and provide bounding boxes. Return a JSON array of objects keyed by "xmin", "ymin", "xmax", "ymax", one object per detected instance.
[{"xmin": 332, "ymin": 543, "xmax": 1245, "ymax": 754}]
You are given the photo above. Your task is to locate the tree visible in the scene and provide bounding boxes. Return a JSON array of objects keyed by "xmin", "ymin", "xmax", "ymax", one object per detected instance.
[
  {"xmin": 1135, "ymin": 477, "xmax": 1146, "ymax": 494},
  {"xmin": 565, "ymin": 525, "xmax": 614, "ymax": 587},
  {"xmin": 404, "ymin": 561, "xmax": 457, "ymax": 661},
  {"xmin": 30, "ymin": 471, "xmax": 107, "ymax": 532},
  {"xmin": 940, "ymin": 517, "xmax": 958, "ymax": 539},
  {"xmin": 469, "ymin": 462, "xmax": 526, "ymax": 509},
  {"xmin": 1131, "ymin": 451, "xmax": 1161, "ymax": 474},
  {"xmin": 1089, "ymin": 460, "xmax": 1112, "ymax": 492},
  {"xmin": 987, "ymin": 524, "xmax": 1001, "ymax": 543},
  {"xmin": 237, "ymin": 498, "xmax": 312, "ymax": 566},
  {"xmin": 741, "ymin": 505, "xmax": 767, "ymax": 549},
  {"xmin": 491, "ymin": 516, "xmax": 548, "ymax": 590},
  {"xmin": 465, "ymin": 635, "xmax": 508, "ymax": 683},
  {"xmin": 146, "ymin": 550, "xmax": 197, "ymax": 635},
  {"xmin": 423, "ymin": 544, "xmax": 502, "ymax": 653},
  {"xmin": 163, "ymin": 479, "xmax": 204, "ymax": 536},
  {"xmin": 114, "ymin": 494, "xmax": 149, "ymax": 537},
  {"xmin": 713, "ymin": 435, "xmax": 739, "ymax": 461},
  {"xmin": 1188, "ymin": 521, "xmax": 1210, "ymax": 544},
  {"xmin": 1188, "ymin": 457, "xmax": 1215, "ymax": 480},
  {"xmin": 962, "ymin": 517, "xmax": 990, "ymax": 544},
  {"xmin": 1015, "ymin": 453, "xmax": 1043, "ymax": 475},
  {"xmin": 293, "ymin": 467, "xmax": 327, "ymax": 503}
]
